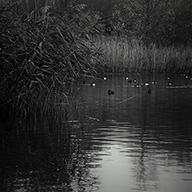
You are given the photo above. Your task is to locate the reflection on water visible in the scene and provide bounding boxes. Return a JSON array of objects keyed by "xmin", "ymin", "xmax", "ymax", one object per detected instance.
[{"xmin": 1, "ymin": 73, "xmax": 192, "ymax": 192}]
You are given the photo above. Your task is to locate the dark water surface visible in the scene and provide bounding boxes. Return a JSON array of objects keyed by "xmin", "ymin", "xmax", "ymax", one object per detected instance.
[{"xmin": 1, "ymin": 73, "xmax": 192, "ymax": 192}]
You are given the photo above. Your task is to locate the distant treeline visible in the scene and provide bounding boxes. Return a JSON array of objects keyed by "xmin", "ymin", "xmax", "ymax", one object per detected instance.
[{"xmin": 74, "ymin": 0, "xmax": 192, "ymax": 46}]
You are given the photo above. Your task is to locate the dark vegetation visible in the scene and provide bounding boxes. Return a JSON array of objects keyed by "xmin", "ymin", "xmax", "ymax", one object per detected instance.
[
  {"xmin": 74, "ymin": 0, "xmax": 192, "ymax": 72},
  {"xmin": 0, "ymin": 0, "xmax": 101, "ymax": 117},
  {"xmin": 74, "ymin": 0, "xmax": 192, "ymax": 46},
  {"xmin": 1, "ymin": 0, "xmax": 192, "ymax": 117}
]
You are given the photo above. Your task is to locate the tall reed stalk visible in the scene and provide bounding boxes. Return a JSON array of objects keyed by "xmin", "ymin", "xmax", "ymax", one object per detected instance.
[{"xmin": 94, "ymin": 35, "xmax": 192, "ymax": 73}]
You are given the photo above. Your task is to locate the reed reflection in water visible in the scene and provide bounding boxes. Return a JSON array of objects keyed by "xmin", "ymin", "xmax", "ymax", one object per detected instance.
[{"xmin": 78, "ymin": 73, "xmax": 192, "ymax": 192}]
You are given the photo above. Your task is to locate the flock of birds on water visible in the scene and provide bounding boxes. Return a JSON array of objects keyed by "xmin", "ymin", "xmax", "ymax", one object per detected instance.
[{"xmin": 87, "ymin": 73, "xmax": 192, "ymax": 96}]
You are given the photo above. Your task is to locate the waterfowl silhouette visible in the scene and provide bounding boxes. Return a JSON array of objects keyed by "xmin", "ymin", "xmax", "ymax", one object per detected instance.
[
  {"xmin": 167, "ymin": 81, "xmax": 173, "ymax": 86},
  {"xmin": 135, "ymin": 84, "xmax": 140, "ymax": 88},
  {"xmin": 90, "ymin": 82, "xmax": 96, "ymax": 87},
  {"xmin": 108, "ymin": 89, "xmax": 114, "ymax": 96},
  {"xmin": 152, "ymin": 81, "xmax": 157, "ymax": 84},
  {"xmin": 125, "ymin": 76, "xmax": 129, "ymax": 80},
  {"xmin": 128, "ymin": 79, "xmax": 132, "ymax": 83},
  {"xmin": 144, "ymin": 82, "xmax": 149, "ymax": 86},
  {"xmin": 103, "ymin": 76, "xmax": 107, "ymax": 80}
]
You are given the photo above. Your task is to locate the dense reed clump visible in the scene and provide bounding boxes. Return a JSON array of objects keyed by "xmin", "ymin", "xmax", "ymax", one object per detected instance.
[
  {"xmin": 94, "ymin": 35, "xmax": 192, "ymax": 73},
  {"xmin": 0, "ymin": 1, "xmax": 101, "ymax": 117}
]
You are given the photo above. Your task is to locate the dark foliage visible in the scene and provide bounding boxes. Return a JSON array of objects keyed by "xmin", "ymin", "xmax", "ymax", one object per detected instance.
[{"xmin": 0, "ymin": 1, "xmax": 101, "ymax": 115}]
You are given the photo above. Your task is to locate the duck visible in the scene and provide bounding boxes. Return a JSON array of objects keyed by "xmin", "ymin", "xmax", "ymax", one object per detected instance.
[
  {"xmin": 103, "ymin": 76, "xmax": 107, "ymax": 80},
  {"xmin": 108, "ymin": 89, "xmax": 114, "ymax": 95},
  {"xmin": 90, "ymin": 82, "xmax": 96, "ymax": 87},
  {"xmin": 167, "ymin": 81, "xmax": 173, "ymax": 86},
  {"xmin": 152, "ymin": 81, "xmax": 157, "ymax": 84},
  {"xmin": 135, "ymin": 83, "xmax": 140, "ymax": 88},
  {"xmin": 144, "ymin": 82, "xmax": 150, "ymax": 87},
  {"xmin": 128, "ymin": 79, "xmax": 132, "ymax": 83}
]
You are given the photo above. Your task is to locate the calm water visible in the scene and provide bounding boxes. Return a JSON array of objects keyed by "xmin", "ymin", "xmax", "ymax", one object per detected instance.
[{"xmin": 1, "ymin": 73, "xmax": 192, "ymax": 192}]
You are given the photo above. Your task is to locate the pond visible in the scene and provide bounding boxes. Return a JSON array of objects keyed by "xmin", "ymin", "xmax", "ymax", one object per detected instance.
[{"xmin": 1, "ymin": 73, "xmax": 192, "ymax": 192}]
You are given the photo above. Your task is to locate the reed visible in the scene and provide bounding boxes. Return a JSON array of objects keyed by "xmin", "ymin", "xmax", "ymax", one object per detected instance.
[
  {"xmin": 94, "ymin": 35, "xmax": 192, "ymax": 73},
  {"xmin": 0, "ymin": 1, "xmax": 101, "ymax": 116}
]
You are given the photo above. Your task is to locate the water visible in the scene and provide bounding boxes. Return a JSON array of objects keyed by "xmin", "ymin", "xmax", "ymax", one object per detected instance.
[{"xmin": 1, "ymin": 73, "xmax": 192, "ymax": 192}]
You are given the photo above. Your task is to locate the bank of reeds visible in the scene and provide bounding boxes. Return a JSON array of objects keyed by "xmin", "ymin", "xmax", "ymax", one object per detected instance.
[
  {"xmin": 0, "ymin": 1, "xmax": 101, "ymax": 117},
  {"xmin": 94, "ymin": 35, "xmax": 192, "ymax": 73}
]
